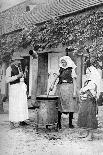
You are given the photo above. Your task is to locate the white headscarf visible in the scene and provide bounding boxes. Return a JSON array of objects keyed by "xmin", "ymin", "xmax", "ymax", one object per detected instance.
[
  {"xmin": 59, "ymin": 56, "xmax": 77, "ymax": 69},
  {"xmin": 86, "ymin": 65, "xmax": 101, "ymax": 99}
]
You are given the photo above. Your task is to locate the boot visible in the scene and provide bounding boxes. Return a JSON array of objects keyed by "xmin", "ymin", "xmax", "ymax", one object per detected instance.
[
  {"xmin": 19, "ymin": 121, "xmax": 28, "ymax": 126},
  {"xmin": 57, "ymin": 111, "xmax": 62, "ymax": 129},
  {"xmin": 10, "ymin": 122, "xmax": 15, "ymax": 129},
  {"xmin": 69, "ymin": 112, "xmax": 74, "ymax": 128},
  {"xmin": 78, "ymin": 130, "xmax": 89, "ymax": 138},
  {"xmin": 83, "ymin": 130, "xmax": 94, "ymax": 141}
]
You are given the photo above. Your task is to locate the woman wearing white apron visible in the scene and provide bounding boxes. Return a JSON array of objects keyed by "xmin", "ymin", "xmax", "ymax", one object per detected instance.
[{"xmin": 6, "ymin": 54, "xmax": 29, "ymax": 128}]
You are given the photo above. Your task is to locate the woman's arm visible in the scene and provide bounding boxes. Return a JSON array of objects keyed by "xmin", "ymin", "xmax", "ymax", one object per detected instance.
[
  {"xmin": 6, "ymin": 67, "xmax": 18, "ymax": 83},
  {"xmin": 80, "ymin": 81, "xmax": 95, "ymax": 93},
  {"xmin": 72, "ymin": 69, "xmax": 77, "ymax": 97},
  {"xmin": 49, "ymin": 73, "xmax": 58, "ymax": 91},
  {"xmin": 73, "ymin": 77, "xmax": 77, "ymax": 96},
  {"xmin": 6, "ymin": 66, "xmax": 23, "ymax": 83}
]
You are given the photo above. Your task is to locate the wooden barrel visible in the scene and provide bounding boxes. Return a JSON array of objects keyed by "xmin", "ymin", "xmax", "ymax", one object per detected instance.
[{"xmin": 36, "ymin": 95, "xmax": 59, "ymax": 127}]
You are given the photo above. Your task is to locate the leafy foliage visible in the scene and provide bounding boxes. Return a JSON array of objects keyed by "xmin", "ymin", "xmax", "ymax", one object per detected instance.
[
  {"xmin": 1, "ymin": 7, "xmax": 103, "ymax": 67},
  {"xmin": 27, "ymin": 8, "xmax": 103, "ymax": 67}
]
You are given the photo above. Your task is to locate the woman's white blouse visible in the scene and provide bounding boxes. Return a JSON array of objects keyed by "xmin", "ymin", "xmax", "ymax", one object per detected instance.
[
  {"xmin": 81, "ymin": 81, "xmax": 96, "ymax": 97},
  {"xmin": 72, "ymin": 69, "xmax": 77, "ymax": 78}
]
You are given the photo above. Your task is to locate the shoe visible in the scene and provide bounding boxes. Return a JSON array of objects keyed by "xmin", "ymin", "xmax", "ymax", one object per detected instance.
[
  {"xmin": 78, "ymin": 132, "xmax": 89, "ymax": 138},
  {"xmin": 69, "ymin": 114, "xmax": 74, "ymax": 129},
  {"xmin": 19, "ymin": 121, "xmax": 28, "ymax": 126},
  {"xmin": 69, "ymin": 124, "xmax": 74, "ymax": 128},
  {"xmin": 57, "ymin": 123, "xmax": 62, "ymax": 130},
  {"xmin": 83, "ymin": 135, "xmax": 94, "ymax": 141},
  {"xmin": 57, "ymin": 111, "xmax": 62, "ymax": 130},
  {"xmin": 27, "ymin": 96, "xmax": 31, "ymax": 99},
  {"xmin": 78, "ymin": 135, "xmax": 87, "ymax": 138},
  {"xmin": 10, "ymin": 122, "xmax": 15, "ymax": 129},
  {"xmin": 83, "ymin": 132, "xmax": 94, "ymax": 141}
]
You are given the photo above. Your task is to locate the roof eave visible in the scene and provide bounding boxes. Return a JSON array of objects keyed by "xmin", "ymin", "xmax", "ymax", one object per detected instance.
[{"xmin": 36, "ymin": 2, "xmax": 103, "ymax": 26}]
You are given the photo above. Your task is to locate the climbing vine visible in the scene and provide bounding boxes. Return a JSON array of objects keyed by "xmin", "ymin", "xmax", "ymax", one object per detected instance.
[{"xmin": 1, "ymin": 7, "xmax": 103, "ymax": 67}]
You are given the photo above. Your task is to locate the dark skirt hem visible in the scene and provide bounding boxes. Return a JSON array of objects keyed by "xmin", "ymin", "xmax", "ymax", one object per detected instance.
[{"xmin": 77, "ymin": 97, "xmax": 98, "ymax": 129}]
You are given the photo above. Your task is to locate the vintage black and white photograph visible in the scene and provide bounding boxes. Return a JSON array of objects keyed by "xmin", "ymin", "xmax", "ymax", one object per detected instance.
[{"xmin": 1, "ymin": 0, "xmax": 103, "ymax": 154}]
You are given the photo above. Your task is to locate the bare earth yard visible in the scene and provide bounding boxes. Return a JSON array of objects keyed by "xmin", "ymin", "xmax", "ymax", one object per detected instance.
[{"xmin": 1, "ymin": 102, "xmax": 103, "ymax": 155}]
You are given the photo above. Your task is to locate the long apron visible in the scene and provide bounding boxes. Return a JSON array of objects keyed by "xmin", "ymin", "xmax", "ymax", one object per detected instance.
[
  {"xmin": 77, "ymin": 95, "xmax": 98, "ymax": 129},
  {"xmin": 56, "ymin": 83, "xmax": 78, "ymax": 113},
  {"xmin": 9, "ymin": 82, "xmax": 28, "ymax": 122}
]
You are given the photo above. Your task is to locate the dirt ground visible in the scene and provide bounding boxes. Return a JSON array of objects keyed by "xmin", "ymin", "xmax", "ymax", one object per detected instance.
[{"xmin": 1, "ymin": 102, "xmax": 103, "ymax": 155}]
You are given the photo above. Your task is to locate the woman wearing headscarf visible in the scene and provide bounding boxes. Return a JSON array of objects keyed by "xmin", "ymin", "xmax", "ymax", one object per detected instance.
[
  {"xmin": 48, "ymin": 56, "xmax": 78, "ymax": 129},
  {"xmin": 78, "ymin": 65, "xmax": 101, "ymax": 140}
]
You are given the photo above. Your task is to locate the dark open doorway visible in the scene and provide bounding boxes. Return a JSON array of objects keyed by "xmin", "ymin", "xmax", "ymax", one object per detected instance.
[
  {"xmin": 21, "ymin": 56, "xmax": 30, "ymax": 95},
  {"xmin": 37, "ymin": 53, "xmax": 48, "ymax": 95}
]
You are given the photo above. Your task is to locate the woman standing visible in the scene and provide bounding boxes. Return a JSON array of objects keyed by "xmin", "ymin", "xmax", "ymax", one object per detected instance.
[
  {"xmin": 49, "ymin": 56, "xmax": 78, "ymax": 129},
  {"xmin": 78, "ymin": 65, "xmax": 101, "ymax": 140},
  {"xmin": 6, "ymin": 54, "xmax": 29, "ymax": 129}
]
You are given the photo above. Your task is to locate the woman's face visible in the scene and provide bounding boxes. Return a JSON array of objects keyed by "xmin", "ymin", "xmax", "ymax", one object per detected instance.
[{"xmin": 61, "ymin": 59, "xmax": 67, "ymax": 68}]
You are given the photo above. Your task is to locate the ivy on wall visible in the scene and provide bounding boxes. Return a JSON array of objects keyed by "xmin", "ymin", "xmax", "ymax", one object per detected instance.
[
  {"xmin": 1, "ymin": 7, "xmax": 103, "ymax": 67},
  {"xmin": 29, "ymin": 9, "xmax": 103, "ymax": 67},
  {"xmin": 0, "ymin": 28, "xmax": 32, "ymax": 64},
  {"xmin": 0, "ymin": 30, "xmax": 22, "ymax": 64}
]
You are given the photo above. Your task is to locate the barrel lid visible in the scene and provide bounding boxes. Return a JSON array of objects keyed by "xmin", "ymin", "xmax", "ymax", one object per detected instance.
[{"xmin": 36, "ymin": 95, "xmax": 59, "ymax": 100}]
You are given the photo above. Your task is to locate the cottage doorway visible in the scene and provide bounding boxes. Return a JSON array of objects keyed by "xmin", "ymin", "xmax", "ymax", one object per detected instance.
[
  {"xmin": 36, "ymin": 52, "xmax": 64, "ymax": 96},
  {"xmin": 37, "ymin": 53, "xmax": 48, "ymax": 95}
]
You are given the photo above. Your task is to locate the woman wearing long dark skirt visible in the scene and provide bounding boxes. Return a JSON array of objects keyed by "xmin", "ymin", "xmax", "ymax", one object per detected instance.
[
  {"xmin": 78, "ymin": 65, "xmax": 101, "ymax": 140},
  {"xmin": 48, "ymin": 56, "xmax": 78, "ymax": 129}
]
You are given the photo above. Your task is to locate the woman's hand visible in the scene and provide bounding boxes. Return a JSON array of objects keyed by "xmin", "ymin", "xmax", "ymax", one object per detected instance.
[
  {"xmin": 17, "ymin": 72, "xmax": 23, "ymax": 78},
  {"xmin": 49, "ymin": 84, "xmax": 54, "ymax": 91},
  {"xmin": 80, "ymin": 93, "xmax": 87, "ymax": 100},
  {"xmin": 79, "ymin": 88, "xmax": 84, "ymax": 94},
  {"xmin": 47, "ymin": 85, "xmax": 54, "ymax": 96},
  {"xmin": 73, "ymin": 94, "xmax": 76, "ymax": 99},
  {"xmin": 73, "ymin": 94, "xmax": 77, "ymax": 97}
]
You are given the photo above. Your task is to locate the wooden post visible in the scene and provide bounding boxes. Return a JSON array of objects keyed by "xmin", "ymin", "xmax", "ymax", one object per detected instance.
[
  {"xmin": 31, "ymin": 57, "xmax": 38, "ymax": 107},
  {"xmin": 0, "ymin": 92, "xmax": 4, "ymax": 113},
  {"xmin": 0, "ymin": 63, "xmax": 7, "ymax": 113},
  {"xmin": 76, "ymin": 54, "xmax": 83, "ymax": 94}
]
